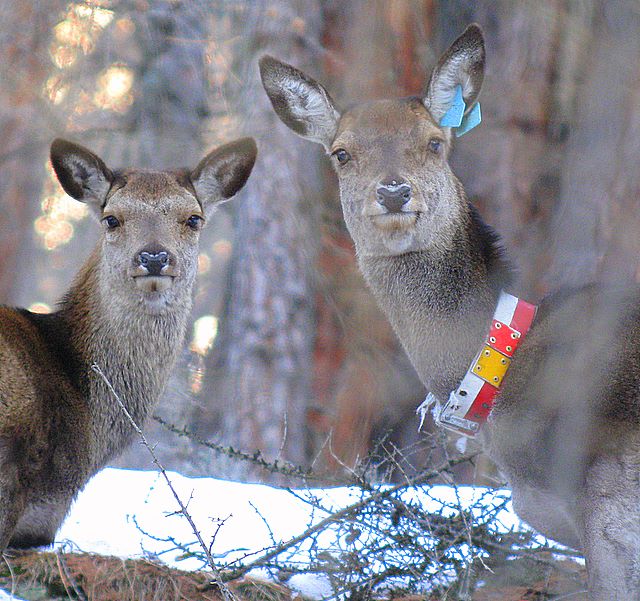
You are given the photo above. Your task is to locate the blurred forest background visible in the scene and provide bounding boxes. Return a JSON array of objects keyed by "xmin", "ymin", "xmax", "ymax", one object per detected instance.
[{"xmin": 1, "ymin": 0, "xmax": 640, "ymax": 484}]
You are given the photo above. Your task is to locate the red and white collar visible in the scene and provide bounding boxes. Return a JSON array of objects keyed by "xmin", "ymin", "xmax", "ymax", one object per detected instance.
[{"xmin": 417, "ymin": 291, "xmax": 537, "ymax": 438}]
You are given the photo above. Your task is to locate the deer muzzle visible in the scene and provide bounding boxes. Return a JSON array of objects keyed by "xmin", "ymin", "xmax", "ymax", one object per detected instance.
[
  {"xmin": 376, "ymin": 178, "xmax": 412, "ymax": 213},
  {"xmin": 138, "ymin": 251, "xmax": 169, "ymax": 276},
  {"xmin": 132, "ymin": 248, "xmax": 176, "ymax": 292}
]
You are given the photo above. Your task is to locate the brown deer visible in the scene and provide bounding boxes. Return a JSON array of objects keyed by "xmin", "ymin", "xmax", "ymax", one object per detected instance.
[
  {"xmin": 260, "ymin": 25, "xmax": 640, "ymax": 600},
  {"xmin": 0, "ymin": 137, "xmax": 256, "ymax": 550}
]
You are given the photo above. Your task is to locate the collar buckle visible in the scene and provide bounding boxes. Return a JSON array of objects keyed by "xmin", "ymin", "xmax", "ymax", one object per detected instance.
[{"xmin": 437, "ymin": 391, "xmax": 481, "ymax": 436}]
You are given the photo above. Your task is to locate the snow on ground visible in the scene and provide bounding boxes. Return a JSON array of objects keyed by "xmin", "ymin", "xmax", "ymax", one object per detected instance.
[{"xmin": 2, "ymin": 468, "xmax": 534, "ymax": 600}]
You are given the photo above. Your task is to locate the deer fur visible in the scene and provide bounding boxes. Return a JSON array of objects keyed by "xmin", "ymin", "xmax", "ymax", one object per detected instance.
[
  {"xmin": 0, "ymin": 137, "xmax": 256, "ymax": 550},
  {"xmin": 260, "ymin": 24, "xmax": 640, "ymax": 600}
]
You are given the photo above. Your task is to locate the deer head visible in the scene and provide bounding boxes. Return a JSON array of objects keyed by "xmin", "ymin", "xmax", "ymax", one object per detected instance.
[
  {"xmin": 50, "ymin": 137, "xmax": 257, "ymax": 314},
  {"xmin": 259, "ymin": 24, "xmax": 485, "ymax": 257}
]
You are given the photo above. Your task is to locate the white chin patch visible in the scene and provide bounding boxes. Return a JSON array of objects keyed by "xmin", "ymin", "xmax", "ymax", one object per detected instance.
[
  {"xmin": 384, "ymin": 231, "xmax": 416, "ymax": 254},
  {"xmin": 139, "ymin": 292, "xmax": 170, "ymax": 315},
  {"xmin": 134, "ymin": 276, "xmax": 173, "ymax": 294}
]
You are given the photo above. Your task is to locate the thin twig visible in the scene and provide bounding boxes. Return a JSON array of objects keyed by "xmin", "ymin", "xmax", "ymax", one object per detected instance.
[
  {"xmin": 2, "ymin": 553, "xmax": 16, "ymax": 599},
  {"xmin": 153, "ymin": 415, "xmax": 318, "ymax": 481},
  {"xmin": 91, "ymin": 363, "xmax": 236, "ymax": 601},
  {"xmin": 548, "ymin": 589, "xmax": 589, "ymax": 600},
  {"xmin": 277, "ymin": 411, "xmax": 288, "ymax": 462},
  {"xmin": 55, "ymin": 549, "xmax": 88, "ymax": 601}
]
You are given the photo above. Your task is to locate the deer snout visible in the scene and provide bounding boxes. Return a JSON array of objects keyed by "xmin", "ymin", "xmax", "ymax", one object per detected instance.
[
  {"xmin": 376, "ymin": 178, "xmax": 412, "ymax": 213},
  {"xmin": 133, "ymin": 247, "xmax": 176, "ymax": 294},
  {"xmin": 138, "ymin": 250, "xmax": 169, "ymax": 276},
  {"xmin": 134, "ymin": 247, "xmax": 176, "ymax": 279}
]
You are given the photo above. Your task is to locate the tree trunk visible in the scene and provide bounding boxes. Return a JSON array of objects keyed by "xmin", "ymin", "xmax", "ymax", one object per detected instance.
[
  {"xmin": 103, "ymin": 0, "xmax": 215, "ymax": 472},
  {"xmin": 198, "ymin": 1, "xmax": 323, "ymax": 480},
  {"xmin": 441, "ymin": 0, "xmax": 569, "ymax": 299},
  {"xmin": 307, "ymin": 0, "xmax": 431, "ymax": 479},
  {"xmin": 0, "ymin": 0, "xmax": 214, "ymax": 474}
]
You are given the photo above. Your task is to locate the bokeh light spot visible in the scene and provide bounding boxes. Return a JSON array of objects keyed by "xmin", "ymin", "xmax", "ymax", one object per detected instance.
[
  {"xmin": 28, "ymin": 303, "xmax": 52, "ymax": 314},
  {"xmin": 94, "ymin": 65, "xmax": 134, "ymax": 112},
  {"xmin": 190, "ymin": 315, "xmax": 219, "ymax": 356}
]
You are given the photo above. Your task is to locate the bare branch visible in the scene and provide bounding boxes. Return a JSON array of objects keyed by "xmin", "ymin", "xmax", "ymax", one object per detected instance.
[
  {"xmin": 213, "ymin": 451, "xmax": 480, "ymax": 584},
  {"xmin": 91, "ymin": 363, "xmax": 237, "ymax": 601}
]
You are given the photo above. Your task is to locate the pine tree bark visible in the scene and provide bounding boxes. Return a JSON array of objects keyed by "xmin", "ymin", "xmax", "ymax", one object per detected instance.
[
  {"xmin": 1, "ymin": 1, "xmax": 216, "ymax": 474},
  {"xmin": 199, "ymin": 1, "xmax": 323, "ymax": 480},
  {"xmin": 308, "ymin": 0, "xmax": 431, "ymax": 477}
]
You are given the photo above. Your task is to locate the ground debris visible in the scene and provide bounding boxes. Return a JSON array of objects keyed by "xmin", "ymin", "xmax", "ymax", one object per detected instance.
[
  {"xmin": 470, "ymin": 555, "xmax": 587, "ymax": 601},
  {"xmin": 0, "ymin": 551, "xmax": 301, "ymax": 601},
  {"xmin": 0, "ymin": 549, "xmax": 586, "ymax": 601}
]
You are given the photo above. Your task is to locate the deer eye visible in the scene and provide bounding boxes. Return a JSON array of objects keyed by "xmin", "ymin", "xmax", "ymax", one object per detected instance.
[
  {"xmin": 332, "ymin": 149, "xmax": 351, "ymax": 166},
  {"xmin": 186, "ymin": 215, "xmax": 204, "ymax": 230},
  {"xmin": 428, "ymin": 138, "xmax": 443, "ymax": 154},
  {"xmin": 102, "ymin": 215, "xmax": 121, "ymax": 230}
]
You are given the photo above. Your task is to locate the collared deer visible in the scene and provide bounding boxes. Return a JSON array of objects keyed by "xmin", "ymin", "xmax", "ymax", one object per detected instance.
[
  {"xmin": 0, "ymin": 137, "xmax": 256, "ymax": 550},
  {"xmin": 260, "ymin": 24, "xmax": 640, "ymax": 600}
]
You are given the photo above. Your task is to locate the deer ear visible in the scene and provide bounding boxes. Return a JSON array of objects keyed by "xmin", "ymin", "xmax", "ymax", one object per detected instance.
[
  {"xmin": 190, "ymin": 137, "xmax": 257, "ymax": 213},
  {"xmin": 424, "ymin": 24, "xmax": 485, "ymax": 125},
  {"xmin": 259, "ymin": 55, "xmax": 340, "ymax": 151},
  {"xmin": 50, "ymin": 139, "xmax": 113, "ymax": 206}
]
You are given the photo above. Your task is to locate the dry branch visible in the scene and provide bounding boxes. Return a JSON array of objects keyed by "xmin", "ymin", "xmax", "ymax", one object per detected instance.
[
  {"xmin": 91, "ymin": 363, "xmax": 237, "ymax": 601},
  {"xmin": 212, "ymin": 451, "xmax": 481, "ymax": 585}
]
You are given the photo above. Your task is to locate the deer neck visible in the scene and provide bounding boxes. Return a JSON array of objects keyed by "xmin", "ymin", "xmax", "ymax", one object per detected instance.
[
  {"xmin": 59, "ymin": 247, "xmax": 191, "ymax": 465},
  {"xmin": 357, "ymin": 207, "xmax": 513, "ymax": 400}
]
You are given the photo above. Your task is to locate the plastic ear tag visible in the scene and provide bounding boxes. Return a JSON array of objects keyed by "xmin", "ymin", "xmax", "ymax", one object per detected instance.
[
  {"xmin": 439, "ymin": 85, "xmax": 465, "ymax": 127},
  {"xmin": 456, "ymin": 101, "xmax": 481, "ymax": 137}
]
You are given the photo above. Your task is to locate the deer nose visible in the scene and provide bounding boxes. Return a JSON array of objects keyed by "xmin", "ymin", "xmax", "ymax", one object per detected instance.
[
  {"xmin": 138, "ymin": 250, "xmax": 169, "ymax": 276},
  {"xmin": 376, "ymin": 178, "xmax": 412, "ymax": 213}
]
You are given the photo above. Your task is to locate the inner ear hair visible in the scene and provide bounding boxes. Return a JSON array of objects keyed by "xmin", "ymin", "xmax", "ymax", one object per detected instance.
[
  {"xmin": 50, "ymin": 139, "xmax": 113, "ymax": 204},
  {"xmin": 190, "ymin": 137, "xmax": 257, "ymax": 207},
  {"xmin": 259, "ymin": 55, "xmax": 339, "ymax": 149}
]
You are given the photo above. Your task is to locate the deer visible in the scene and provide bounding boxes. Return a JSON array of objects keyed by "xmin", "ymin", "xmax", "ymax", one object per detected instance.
[
  {"xmin": 260, "ymin": 24, "xmax": 640, "ymax": 600},
  {"xmin": 0, "ymin": 136, "xmax": 256, "ymax": 551}
]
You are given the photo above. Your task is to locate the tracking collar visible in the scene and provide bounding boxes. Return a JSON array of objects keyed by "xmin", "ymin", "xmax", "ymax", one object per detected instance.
[{"xmin": 417, "ymin": 291, "xmax": 537, "ymax": 437}]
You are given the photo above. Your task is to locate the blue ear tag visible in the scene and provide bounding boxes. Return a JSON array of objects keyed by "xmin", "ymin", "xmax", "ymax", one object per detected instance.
[
  {"xmin": 438, "ymin": 84, "xmax": 482, "ymax": 136},
  {"xmin": 439, "ymin": 85, "xmax": 465, "ymax": 127},
  {"xmin": 455, "ymin": 101, "xmax": 481, "ymax": 137}
]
